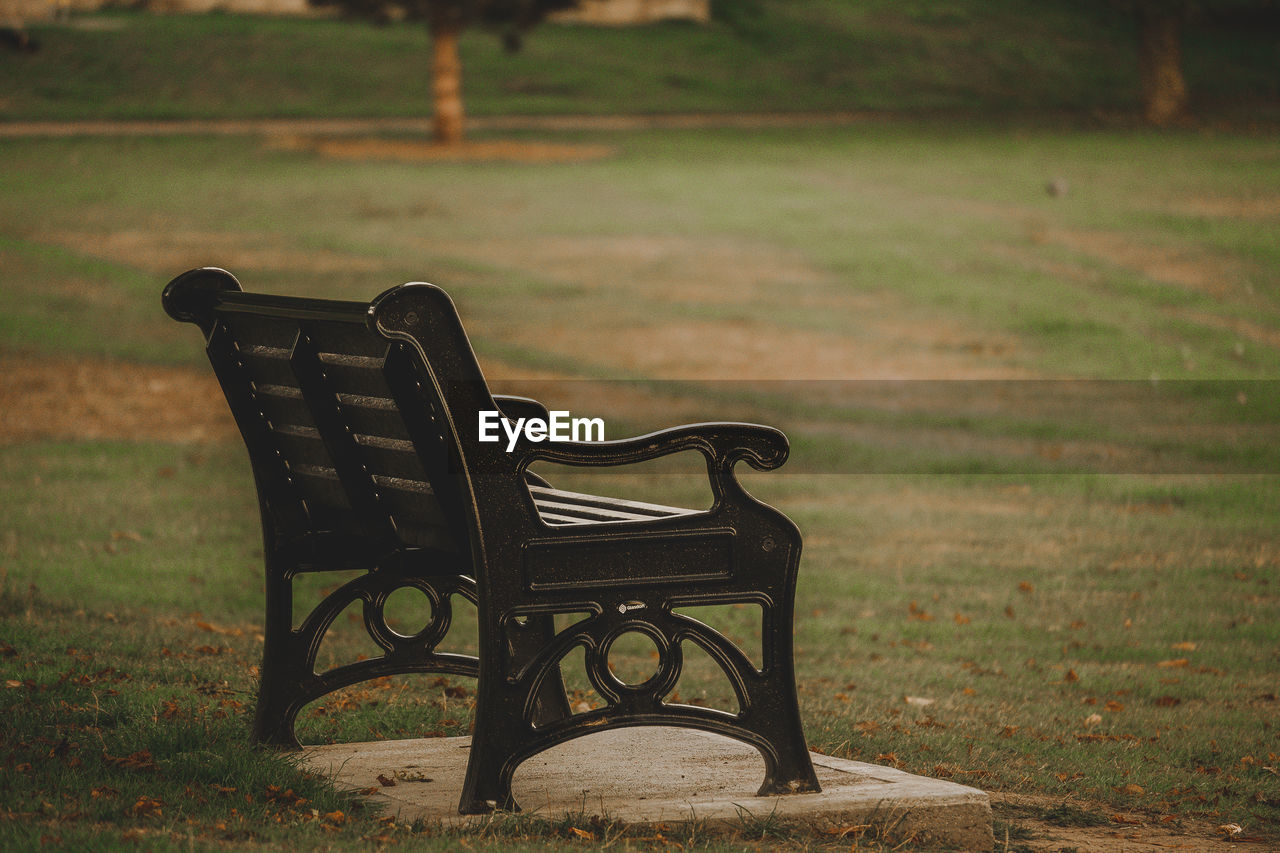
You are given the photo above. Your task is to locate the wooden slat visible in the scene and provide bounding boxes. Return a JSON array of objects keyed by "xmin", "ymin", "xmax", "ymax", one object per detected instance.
[
  {"xmin": 529, "ymin": 486, "xmax": 697, "ymax": 518},
  {"xmin": 257, "ymin": 389, "xmax": 316, "ymax": 431},
  {"xmin": 317, "ymin": 360, "xmax": 393, "ymax": 396},
  {"xmin": 270, "ymin": 424, "xmax": 331, "ymax": 469},
  {"xmin": 530, "ymin": 487, "xmax": 698, "ymax": 526},
  {"xmin": 342, "ymin": 404, "xmax": 412, "ymax": 440},
  {"xmin": 532, "ymin": 499, "xmax": 656, "ymax": 523},
  {"xmin": 290, "ymin": 464, "xmax": 350, "ymax": 510},
  {"xmin": 292, "ymin": 328, "xmax": 401, "ymax": 546},
  {"xmin": 238, "ymin": 344, "xmax": 294, "ymax": 386},
  {"xmin": 221, "ymin": 312, "xmax": 298, "ymax": 350},
  {"xmin": 205, "ymin": 320, "xmax": 310, "ymax": 532},
  {"xmin": 536, "ymin": 512, "xmax": 596, "ymax": 526}
]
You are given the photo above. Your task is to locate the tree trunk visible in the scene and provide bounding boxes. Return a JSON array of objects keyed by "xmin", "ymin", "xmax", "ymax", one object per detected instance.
[
  {"xmin": 1136, "ymin": 5, "xmax": 1188, "ymax": 125},
  {"xmin": 429, "ymin": 10, "xmax": 465, "ymax": 145}
]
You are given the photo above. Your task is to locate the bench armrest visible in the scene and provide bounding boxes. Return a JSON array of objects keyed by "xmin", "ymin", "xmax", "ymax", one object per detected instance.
[
  {"xmin": 526, "ymin": 422, "xmax": 787, "ymax": 469},
  {"xmin": 514, "ymin": 422, "xmax": 788, "ymax": 507}
]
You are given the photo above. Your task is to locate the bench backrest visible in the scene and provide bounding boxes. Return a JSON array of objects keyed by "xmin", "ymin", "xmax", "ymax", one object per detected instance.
[{"xmin": 163, "ymin": 268, "xmax": 490, "ymax": 564}]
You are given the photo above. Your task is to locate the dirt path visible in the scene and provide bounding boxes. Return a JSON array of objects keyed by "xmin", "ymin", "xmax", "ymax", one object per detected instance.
[
  {"xmin": 990, "ymin": 794, "xmax": 1266, "ymax": 853},
  {"xmin": 0, "ymin": 352, "xmax": 236, "ymax": 445},
  {"xmin": 0, "ymin": 111, "xmax": 875, "ymax": 139}
]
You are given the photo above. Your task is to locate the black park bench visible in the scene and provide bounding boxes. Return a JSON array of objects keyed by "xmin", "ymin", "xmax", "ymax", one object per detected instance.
[{"xmin": 162, "ymin": 267, "xmax": 821, "ymax": 814}]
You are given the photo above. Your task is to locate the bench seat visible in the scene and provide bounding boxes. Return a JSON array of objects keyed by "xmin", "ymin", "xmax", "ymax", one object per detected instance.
[{"xmin": 529, "ymin": 485, "xmax": 700, "ymax": 526}]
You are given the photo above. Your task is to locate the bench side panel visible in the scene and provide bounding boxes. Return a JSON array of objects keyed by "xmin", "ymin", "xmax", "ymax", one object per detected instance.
[{"xmin": 206, "ymin": 299, "xmax": 465, "ymax": 560}]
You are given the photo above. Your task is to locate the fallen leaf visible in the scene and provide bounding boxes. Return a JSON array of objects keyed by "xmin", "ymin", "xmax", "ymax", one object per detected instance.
[
  {"xmin": 1018, "ymin": 581, "xmax": 1035, "ymax": 593},
  {"xmin": 1157, "ymin": 659, "xmax": 1189, "ymax": 668},
  {"xmin": 1154, "ymin": 696, "xmax": 1181, "ymax": 707},
  {"xmin": 1085, "ymin": 713, "xmax": 1103, "ymax": 727},
  {"xmin": 264, "ymin": 786, "xmax": 305, "ymax": 805},
  {"xmin": 1219, "ymin": 823, "xmax": 1244, "ymax": 838},
  {"xmin": 904, "ymin": 696, "xmax": 934, "ymax": 707},
  {"xmin": 569, "ymin": 827, "xmax": 594, "ymax": 840},
  {"xmin": 194, "ymin": 619, "xmax": 244, "ymax": 637},
  {"xmin": 1172, "ymin": 641, "xmax": 1198, "ymax": 651},
  {"xmin": 1112, "ymin": 814, "xmax": 1143, "ymax": 825},
  {"xmin": 1115, "ymin": 783, "xmax": 1145, "ymax": 796},
  {"xmin": 1065, "ymin": 669, "xmax": 1080, "ymax": 682},
  {"xmin": 376, "ymin": 774, "xmax": 397, "ymax": 787},
  {"xmin": 907, "ymin": 601, "xmax": 933, "ymax": 621},
  {"xmin": 103, "ymin": 750, "xmax": 157, "ymax": 772},
  {"xmin": 1105, "ymin": 700, "xmax": 1126, "ymax": 712},
  {"xmin": 128, "ymin": 796, "xmax": 163, "ymax": 818}
]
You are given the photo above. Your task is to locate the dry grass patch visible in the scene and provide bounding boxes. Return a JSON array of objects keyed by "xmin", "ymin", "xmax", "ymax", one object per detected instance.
[
  {"xmin": 1167, "ymin": 195, "xmax": 1280, "ymax": 220},
  {"xmin": 273, "ymin": 136, "xmax": 617, "ymax": 163},
  {"xmin": 0, "ymin": 350, "xmax": 720, "ymax": 448},
  {"xmin": 1041, "ymin": 227, "xmax": 1249, "ymax": 301},
  {"xmin": 430, "ymin": 235, "xmax": 833, "ymax": 306},
  {"xmin": 499, "ymin": 315, "xmax": 1028, "ymax": 381},
  {"xmin": 991, "ymin": 795, "xmax": 1238, "ymax": 853},
  {"xmin": 0, "ymin": 352, "xmax": 236, "ymax": 445},
  {"xmin": 44, "ymin": 229, "xmax": 387, "ymax": 276}
]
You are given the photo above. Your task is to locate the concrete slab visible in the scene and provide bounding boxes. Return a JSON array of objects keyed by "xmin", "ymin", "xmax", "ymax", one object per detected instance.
[{"xmin": 304, "ymin": 728, "xmax": 993, "ymax": 850}]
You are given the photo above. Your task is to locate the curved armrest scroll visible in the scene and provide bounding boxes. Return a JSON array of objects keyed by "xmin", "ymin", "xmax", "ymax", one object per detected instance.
[
  {"xmin": 520, "ymin": 422, "xmax": 789, "ymax": 472},
  {"xmin": 518, "ymin": 422, "xmax": 788, "ymax": 509},
  {"xmin": 162, "ymin": 267, "xmax": 243, "ymax": 325}
]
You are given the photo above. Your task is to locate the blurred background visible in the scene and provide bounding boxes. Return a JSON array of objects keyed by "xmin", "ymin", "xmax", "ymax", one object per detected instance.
[{"xmin": 2, "ymin": 1, "xmax": 1278, "ymax": 849}]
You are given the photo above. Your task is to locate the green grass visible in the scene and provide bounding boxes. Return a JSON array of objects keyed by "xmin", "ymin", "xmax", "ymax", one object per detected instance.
[
  {"xmin": 5, "ymin": 455, "xmax": 1278, "ymax": 849},
  {"xmin": 1, "ymin": 587, "xmax": 815, "ymax": 851},
  {"xmin": 3, "ymin": 126, "xmax": 1279, "ymax": 384},
  {"xmin": 1, "ymin": 0, "xmax": 1277, "ymax": 122}
]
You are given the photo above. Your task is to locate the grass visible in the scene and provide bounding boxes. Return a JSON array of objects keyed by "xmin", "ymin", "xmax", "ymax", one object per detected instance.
[
  {"xmin": 1, "ymin": 0, "xmax": 1277, "ymax": 122},
  {"xmin": 2, "ymin": 61, "xmax": 1279, "ymax": 852}
]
